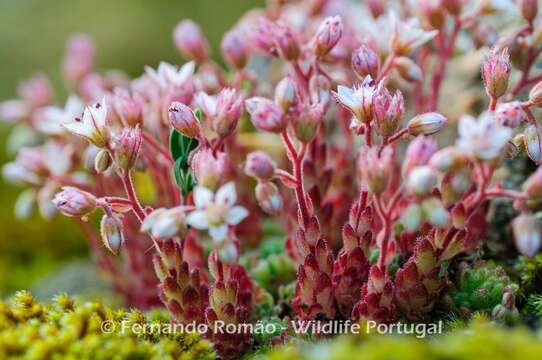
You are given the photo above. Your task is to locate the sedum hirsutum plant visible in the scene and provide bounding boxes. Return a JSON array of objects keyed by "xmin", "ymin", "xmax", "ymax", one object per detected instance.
[{"xmin": 3, "ymin": 0, "xmax": 542, "ymax": 358}]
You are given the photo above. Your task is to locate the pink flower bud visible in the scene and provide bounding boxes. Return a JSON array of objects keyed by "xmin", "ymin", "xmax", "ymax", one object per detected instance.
[
  {"xmin": 291, "ymin": 103, "xmax": 324, "ymax": 143},
  {"xmin": 495, "ymin": 101, "xmax": 526, "ymax": 128},
  {"xmin": 357, "ymin": 146, "xmax": 393, "ymax": 195},
  {"xmin": 245, "ymin": 151, "xmax": 276, "ymax": 180},
  {"xmin": 512, "ymin": 214, "xmax": 541, "ymax": 258},
  {"xmin": 309, "ymin": 74, "xmax": 331, "ymax": 107},
  {"xmin": 522, "ymin": 166, "xmax": 542, "ymax": 200},
  {"xmin": 275, "ymin": 76, "xmax": 297, "ymax": 112},
  {"xmin": 518, "ymin": 0, "xmax": 538, "ymax": 23},
  {"xmin": 313, "ymin": 16, "xmax": 343, "ymax": 57},
  {"xmin": 191, "ymin": 148, "xmax": 233, "ymax": 191},
  {"xmin": 394, "ymin": 57, "xmax": 423, "ymax": 83},
  {"xmin": 352, "ymin": 44, "xmax": 380, "ymax": 80},
  {"xmin": 255, "ymin": 181, "xmax": 283, "ymax": 216},
  {"xmin": 17, "ymin": 74, "xmax": 53, "ymax": 108},
  {"xmin": 113, "ymin": 88, "xmax": 143, "ymax": 127},
  {"xmin": 250, "ymin": 18, "xmax": 278, "ymax": 56},
  {"xmin": 273, "ymin": 23, "xmax": 300, "ymax": 61},
  {"xmin": 100, "ymin": 213, "xmax": 125, "ymax": 255},
  {"xmin": 53, "ymin": 186, "xmax": 97, "ymax": 218},
  {"xmin": 528, "ymin": 81, "xmax": 542, "ymax": 107},
  {"xmin": 221, "ymin": 29, "xmax": 248, "ymax": 69},
  {"xmin": 245, "ymin": 97, "xmax": 286, "ymax": 133},
  {"xmin": 367, "ymin": 0, "xmax": 387, "ymax": 17},
  {"xmin": 173, "ymin": 20, "xmax": 209, "ymax": 63},
  {"xmin": 402, "ymin": 136, "xmax": 438, "ymax": 176},
  {"xmin": 482, "ymin": 47, "xmax": 511, "ymax": 99},
  {"xmin": 197, "ymin": 62, "xmax": 225, "ymax": 94},
  {"xmin": 373, "ymin": 85, "xmax": 404, "ymax": 139},
  {"xmin": 406, "ymin": 166, "xmax": 438, "ymax": 196},
  {"xmin": 407, "ymin": 112, "xmax": 447, "ymax": 136},
  {"xmin": 112, "ymin": 126, "xmax": 142, "ymax": 170},
  {"xmin": 213, "ymin": 88, "xmax": 244, "ymax": 138},
  {"xmin": 168, "ymin": 102, "xmax": 202, "ymax": 138},
  {"xmin": 62, "ymin": 34, "xmax": 95, "ymax": 83},
  {"xmin": 418, "ymin": 0, "xmax": 446, "ymax": 29},
  {"xmin": 0, "ymin": 100, "xmax": 28, "ymax": 123}
]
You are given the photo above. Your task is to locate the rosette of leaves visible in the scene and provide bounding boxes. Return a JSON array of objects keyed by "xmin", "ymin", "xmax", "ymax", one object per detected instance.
[
  {"xmin": 169, "ymin": 109, "xmax": 200, "ymax": 196},
  {"xmin": 449, "ymin": 262, "xmax": 516, "ymax": 314}
]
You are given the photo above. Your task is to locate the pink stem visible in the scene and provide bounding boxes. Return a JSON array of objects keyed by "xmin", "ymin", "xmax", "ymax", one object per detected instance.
[{"xmin": 142, "ymin": 131, "xmax": 173, "ymax": 164}]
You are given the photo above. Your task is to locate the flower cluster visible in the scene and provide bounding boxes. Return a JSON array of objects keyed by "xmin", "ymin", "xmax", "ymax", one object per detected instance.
[{"xmin": 2, "ymin": 0, "xmax": 542, "ymax": 357}]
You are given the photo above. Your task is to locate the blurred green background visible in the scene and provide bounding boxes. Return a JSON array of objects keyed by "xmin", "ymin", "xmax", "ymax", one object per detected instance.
[{"xmin": 0, "ymin": 0, "xmax": 262, "ymax": 297}]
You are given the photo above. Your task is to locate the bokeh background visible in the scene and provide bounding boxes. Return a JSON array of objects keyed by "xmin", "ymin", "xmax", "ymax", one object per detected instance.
[{"xmin": 0, "ymin": 0, "xmax": 262, "ymax": 297}]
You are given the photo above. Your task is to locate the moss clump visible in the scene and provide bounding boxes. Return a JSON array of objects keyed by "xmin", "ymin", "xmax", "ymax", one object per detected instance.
[{"xmin": 0, "ymin": 291, "xmax": 215, "ymax": 360}]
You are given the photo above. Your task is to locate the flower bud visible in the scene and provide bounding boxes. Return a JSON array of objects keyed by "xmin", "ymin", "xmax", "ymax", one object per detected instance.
[
  {"xmin": 451, "ymin": 203, "xmax": 467, "ymax": 229},
  {"xmin": 112, "ymin": 126, "xmax": 142, "ymax": 170},
  {"xmin": 522, "ymin": 166, "xmax": 542, "ymax": 200},
  {"xmin": 495, "ymin": 101, "xmax": 525, "ymax": 128},
  {"xmin": 421, "ymin": 197, "xmax": 449, "ymax": 228},
  {"xmin": 245, "ymin": 151, "xmax": 276, "ymax": 180},
  {"xmin": 221, "ymin": 29, "xmax": 248, "ymax": 69},
  {"xmin": 191, "ymin": 148, "xmax": 233, "ymax": 191},
  {"xmin": 291, "ymin": 104, "xmax": 323, "ymax": 143},
  {"xmin": 113, "ymin": 88, "xmax": 143, "ymax": 127},
  {"xmin": 407, "ymin": 112, "xmax": 447, "ymax": 136},
  {"xmin": 213, "ymin": 88, "xmax": 244, "ymax": 138},
  {"xmin": 400, "ymin": 203, "xmax": 423, "ymax": 233},
  {"xmin": 402, "ymin": 136, "xmax": 438, "ymax": 176},
  {"xmin": 173, "ymin": 20, "xmax": 209, "ymax": 63},
  {"xmin": 274, "ymin": 76, "xmax": 297, "ymax": 112},
  {"xmin": 528, "ymin": 81, "xmax": 542, "ymax": 107},
  {"xmin": 274, "ymin": 23, "xmax": 300, "ymax": 61},
  {"xmin": 441, "ymin": 169, "xmax": 472, "ymax": 207},
  {"xmin": 255, "ymin": 181, "xmax": 283, "ymax": 216},
  {"xmin": 352, "ymin": 44, "xmax": 380, "ymax": 80},
  {"xmin": 472, "ymin": 23, "xmax": 498, "ymax": 49},
  {"xmin": 357, "ymin": 146, "xmax": 393, "ymax": 195},
  {"xmin": 429, "ymin": 146, "xmax": 467, "ymax": 172},
  {"xmin": 406, "ymin": 166, "xmax": 438, "ymax": 196},
  {"xmin": 394, "ymin": 56, "xmax": 423, "ymax": 82},
  {"xmin": 418, "ymin": 0, "xmax": 445, "ymax": 29},
  {"xmin": 309, "ymin": 74, "xmax": 331, "ymax": 107},
  {"xmin": 512, "ymin": 214, "xmax": 541, "ymax": 258},
  {"xmin": 141, "ymin": 207, "xmax": 187, "ymax": 239},
  {"xmin": 52, "ymin": 186, "xmax": 97, "ymax": 218},
  {"xmin": 482, "ymin": 47, "xmax": 511, "ymax": 99},
  {"xmin": 245, "ymin": 97, "xmax": 286, "ymax": 133},
  {"xmin": 62, "ymin": 34, "xmax": 95, "ymax": 83},
  {"xmin": 100, "ymin": 213, "xmax": 125, "ymax": 255},
  {"xmin": 523, "ymin": 125, "xmax": 542, "ymax": 164},
  {"xmin": 17, "ymin": 75, "xmax": 53, "ymax": 108},
  {"xmin": 373, "ymin": 86, "xmax": 404, "ymax": 139},
  {"xmin": 94, "ymin": 149, "xmax": 112, "ymax": 173},
  {"xmin": 367, "ymin": 0, "xmax": 387, "ymax": 17},
  {"xmin": 441, "ymin": 0, "xmax": 463, "ymax": 16},
  {"xmin": 518, "ymin": 0, "xmax": 538, "ymax": 23},
  {"xmin": 313, "ymin": 16, "xmax": 343, "ymax": 57},
  {"xmin": 168, "ymin": 102, "xmax": 202, "ymax": 138}
]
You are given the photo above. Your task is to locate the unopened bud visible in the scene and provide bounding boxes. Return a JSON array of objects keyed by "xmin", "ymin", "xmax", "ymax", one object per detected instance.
[
  {"xmin": 357, "ymin": 146, "xmax": 393, "ymax": 195},
  {"xmin": 100, "ymin": 213, "xmax": 125, "ymax": 255},
  {"xmin": 141, "ymin": 207, "xmax": 187, "ymax": 239},
  {"xmin": 518, "ymin": 0, "xmax": 538, "ymax": 23},
  {"xmin": 400, "ymin": 203, "xmax": 422, "ymax": 233},
  {"xmin": 168, "ymin": 102, "xmax": 202, "ymax": 138},
  {"xmin": 113, "ymin": 88, "xmax": 143, "ymax": 127},
  {"xmin": 367, "ymin": 0, "xmax": 387, "ymax": 18},
  {"xmin": 94, "ymin": 149, "xmax": 112, "ymax": 173},
  {"xmin": 495, "ymin": 101, "xmax": 525, "ymax": 128},
  {"xmin": 373, "ymin": 86, "xmax": 404, "ymax": 139},
  {"xmin": 309, "ymin": 75, "xmax": 331, "ymax": 107},
  {"xmin": 173, "ymin": 20, "xmax": 209, "ymax": 63},
  {"xmin": 512, "ymin": 214, "xmax": 541, "ymax": 258},
  {"xmin": 472, "ymin": 23, "xmax": 498, "ymax": 49},
  {"xmin": 112, "ymin": 126, "xmax": 142, "ymax": 170},
  {"xmin": 406, "ymin": 166, "xmax": 438, "ymax": 196},
  {"xmin": 191, "ymin": 148, "xmax": 233, "ymax": 191},
  {"xmin": 482, "ymin": 47, "xmax": 511, "ymax": 99},
  {"xmin": 62, "ymin": 34, "xmax": 95, "ymax": 83},
  {"xmin": 522, "ymin": 166, "xmax": 542, "ymax": 199},
  {"xmin": 429, "ymin": 146, "xmax": 467, "ymax": 172},
  {"xmin": 441, "ymin": 170, "xmax": 472, "ymax": 207},
  {"xmin": 52, "ymin": 186, "xmax": 97, "ymax": 218},
  {"xmin": 313, "ymin": 16, "xmax": 343, "ymax": 57},
  {"xmin": 402, "ymin": 136, "xmax": 437, "ymax": 176},
  {"xmin": 394, "ymin": 57, "xmax": 423, "ymax": 82},
  {"xmin": 291, "ymin": 104, "xmax": 324, "ymax": 143},
  {"xmin": 421, "ymin": 197, "xmax": 449, "ymax": 228},
  {"xmin": 245, "ymin": 151, "xmax": 276, "ymax": 180},
  {"xmin": 528, "ymin": 81, "xmax": 542, "ymax": 107},
  {"xmin": 255, "ymin": 181, "xmax": 283, "ymax": 216},
  {"xmin": 407, "ymin": 112, "xmax": 447, "ymax": 136},
  {"xmin": 274, "ymin": 24, "xmax": 300, "ymax": 61},
  {"xmin": 221, "ymin": 29, "xmax": 248, "ymax": 69},
  {"xmin": 245, "ymin": 97, "xmax": 286, "ymax": 133},
  {"xmin": 523, "ymin": 125, "xmax": 542, "ymax": 164},
  {"xmin": 419, "ymin": 0, "xmax": 446, "ymax": 28},
  {"xmin": 213, "ymin": 88, "xmax": 243, "ymax": 138},
  {"xmin": 352, "ymin": 44, "xmax": 380, "ymax": 80},
  {"xmin": 275, "ymin": 76, "xmax": 297, "ymax": 112},
  {"xmin": 441, "ymin": 0, "xmax": 463, "ymax": 16}
]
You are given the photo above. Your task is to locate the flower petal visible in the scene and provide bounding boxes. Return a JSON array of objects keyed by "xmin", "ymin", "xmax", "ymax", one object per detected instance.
[
  {"xmin": 216, "ymin": 182, "xmax": 237, "ymax": 206},
  {"xmin": 226, "ymin": 206, "xmax": 248, "ymax": 225},
  {"xmin": 186, "ymin": 210, "xmax": 209, "ymax": 229},
  {"xmin": 209, "ymin": 224, "xmax": 228, "ymax": 241},
  {"xmin": 193, "ymin": 186, "xmax": 213, "ymax": 208}
]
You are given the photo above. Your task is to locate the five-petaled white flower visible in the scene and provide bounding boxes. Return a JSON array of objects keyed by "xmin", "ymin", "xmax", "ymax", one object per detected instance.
[
  {"xmin": 456, "ymin": 112, "xmax": 512, "ymax": 160},
  {"xmin": 390, "ymin": 13, "xmax": 438, "ymax": 55},
  {"xmin": 145, "ymin": 61, "xmax": 195, "ymax": 89},
  {"xmin": 38, "ymin": 96, "xmax": 84, "ymax": 135},
  {"xmin": 186, "ymin": 182, "xmax": 248, "ymax": 241},
  {"xmin": 334, "ymin": 76, "xmax": 378, "ymax": 127},
  {"xmin": 63, "ymin": 97, "xmax": 109, "ymax": 148}
]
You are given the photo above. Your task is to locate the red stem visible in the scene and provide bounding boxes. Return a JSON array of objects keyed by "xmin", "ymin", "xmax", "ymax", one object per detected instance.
[{"xmin": 142, "ymin": 131, "xmax": 173, "ymax": 164}]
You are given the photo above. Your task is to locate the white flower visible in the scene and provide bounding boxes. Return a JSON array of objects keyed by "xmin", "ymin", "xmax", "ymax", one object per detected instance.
[
  {"xmin": 141, "ymin": 207, "xmax": 187, "ymax": 240},
  {"xmin": 390, "ymin": 13, "xmax": 438, "ymax": 55},
  {"xmin": 63, "ymin": 97, "xmax": 109, "ymax": 148},
  {"xmin": 186, "ymin": 182, "xmax": 248, "ymax": 241},
  {"xmin": 456, "ymin": 112, "xmax": 512, "ymax": 160},
  {"xmin": 334, "ymin": 76, "xmax": 377, "ymax": 126},
  {"xmin": 38, "ymin": 96, "xmax": 84, "ymax": 135},
  {"xmin": 145, "ymin": 61, "xmax": 195, "ymax": 89},
  {"xmin": 194, "ymin": 91, "xmax": 217, "ymax": 117}
]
